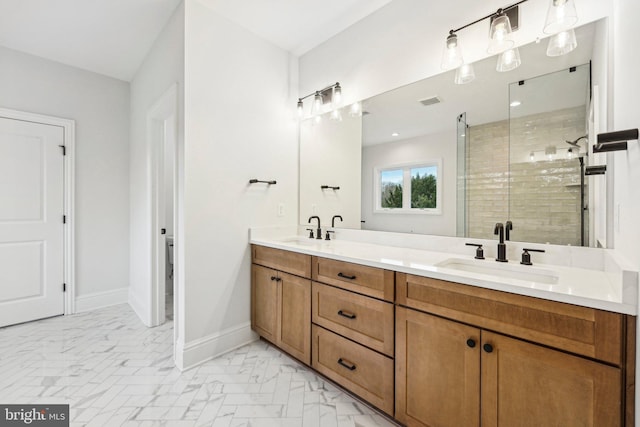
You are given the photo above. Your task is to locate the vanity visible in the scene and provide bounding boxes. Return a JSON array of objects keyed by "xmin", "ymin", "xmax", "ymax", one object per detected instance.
[{"xmin": 250, "ymin": 229, "xmax": 637, "ymax": 427}]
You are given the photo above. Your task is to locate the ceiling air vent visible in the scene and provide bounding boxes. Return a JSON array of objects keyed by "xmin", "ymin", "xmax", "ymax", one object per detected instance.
[{"xmin": 419, "ymin": 96, "xmax": 442, "ymax": 107}]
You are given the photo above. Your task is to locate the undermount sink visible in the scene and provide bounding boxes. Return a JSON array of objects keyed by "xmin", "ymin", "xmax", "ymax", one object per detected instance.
[
  {"xmin": 436, "ymin": 258, "xmax": 559, "ymax": 285},
  {"xmin": 278, "ymin": 236, "xmax": 327, "ymax": 246}
]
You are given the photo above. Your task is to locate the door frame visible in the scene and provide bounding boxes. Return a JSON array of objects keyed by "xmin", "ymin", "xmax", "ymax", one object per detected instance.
[
  {"xmin": 0, "ymin": 107, "xmax": 76, "ymax": 314},
  {"xmin": 148, "ymin": 84, "xmax": 178, "ymax": 332}
]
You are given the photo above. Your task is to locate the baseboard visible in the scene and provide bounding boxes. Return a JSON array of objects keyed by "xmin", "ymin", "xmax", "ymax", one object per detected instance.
[
  {"xmin": 175, "ymin": 322, "xmax": 258, "ymax": 371},
  {"xmin": 75, "ymin": 287, "xmax": 129, "ymax": 313},
  {"xmin": 128, "ymin": 288, "xmax": 151, "ymax": 327}
]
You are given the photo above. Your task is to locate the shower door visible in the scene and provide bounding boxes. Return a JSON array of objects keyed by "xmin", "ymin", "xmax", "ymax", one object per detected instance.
[{"xmin": 507, "ymin": 64, "xmax": 591, "ymax": 246}]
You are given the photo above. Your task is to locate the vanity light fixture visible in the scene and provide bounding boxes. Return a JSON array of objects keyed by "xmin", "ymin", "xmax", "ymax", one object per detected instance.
[
  {"xmin": 455, "ymin": 63, "xmax": 476, "ymax": 85},
  {"xmin": 487, "ymin": 9, "xmax": 515, "ymax": 54},
  {"xmin": 543, "ymin": 0, "xmax": 578, "ymax": 35},
  {"xmin": 296, "ymin": 82, "xmax": 343, "ymax": 120},
  {"xmin": 441, "ymin": 31, "xmax": 464, "ymax": 70},
  {"xmin": 496, "ymin": 47, "xmax": 521, "ymax": 72},
  {"xmin": 440, "ymin": 0, "xmax": 581, "ymax": 84},
  {"xmin": 546, "ymin": 28, "xmax": 577, "ymax": 56}
]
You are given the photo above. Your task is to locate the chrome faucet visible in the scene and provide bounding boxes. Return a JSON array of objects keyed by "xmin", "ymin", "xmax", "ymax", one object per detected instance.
[
  {"xmin": 308, "ymin": 216, "xmax": 322, "ymax": 240},
  {"xmin": 494, "ymin": 222, "xmax": 508, "ymax": 262}
]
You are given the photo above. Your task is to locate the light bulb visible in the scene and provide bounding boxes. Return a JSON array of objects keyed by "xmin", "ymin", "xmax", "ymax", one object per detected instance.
[
  {"xmin": 543, "ymin": 0, "xmax": 578, "ymax": 35},
  {"xmin": 455, "ymin": 63, "xmax": 476, "ymax": 85},
  {"xmin": 333, "ymin": 84, "xmax": 342, "ymax": 107},
  {"xmin": 297, "ymin": 99, "xmax": 304, "ymax": 118},
  {"xmin": 349, "ymin": 102, "xmax": 361, "ymax": 117},
  {"xmin": 441, "ymin": 32, "xmax": 464, "ymax": 70},
  {"xmin": 496, "ymin": 47, "xmax": 521, "ymax": 72},
  {"xmin": 546, "ymin": 28, "xmax": 577, "ymax": 56},
  {"xmin": 311, "ymin": 91, "xmax": 323, "ymax": 115},
  {"xmin": 488, "ymin": 13, "xmax": 514, "ymax": 54}
]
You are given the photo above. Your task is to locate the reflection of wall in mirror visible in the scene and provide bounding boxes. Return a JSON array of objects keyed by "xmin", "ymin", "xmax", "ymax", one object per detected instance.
[
  {"xmin": 299, "ymin": 111, "xmax": 362, "ymax": 230},
  {"xmin": 466, "ymin": 106, "xmax": 587, "ymax": 245},
  {"xmin": 361, "ymin": 130, "xmax": 456, "ymax": 235}
]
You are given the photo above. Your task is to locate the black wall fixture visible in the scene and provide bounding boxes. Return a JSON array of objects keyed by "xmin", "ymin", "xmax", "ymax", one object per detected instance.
[
  {"xmin": 585, "ymin": 165, "xmax": 607, "ymax": 175},
  {"xmin": 249, "ymin": 179, "xmax": 277, "ymax": 185},
  {"xmin": 321, "ymin": 185, "xmax": 340, "ymax": 190},
  {"xmin": 593, "ymin": 128, "xmax": 638, "ymax": 153}
]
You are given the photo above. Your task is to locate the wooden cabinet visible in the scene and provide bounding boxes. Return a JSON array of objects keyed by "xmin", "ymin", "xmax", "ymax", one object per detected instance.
[
  {"xmin": 312, "ymin": 325, "xmax": 394, "ymax": 415},
  {"xmin": 310, "ymin": 259, "xmax": 395, "ymax": 414},
  {"xmin": 251, "ymin": 244, "xmax": 635, "ymax": 426},
  {"xmin": 312, "ymin": 282, "xmax": 394, "ymax": 356},
  {"xmin": 481, "ymin": 331, "xmax": 620, "ymax": 427},
  {"xmin": 396, "ymin": 273, "xmax": 628, "ymax": 427},
  {"xmin": 312, "ymin": 256, "xmax": 394, "ymax": 302},
  {"xmin": 251, "ymin": 247, "xmax": 312, "ymax": 365},
  {"xmin": 396, "ymin": 307, "xmax": 480, "ymax": 427}
]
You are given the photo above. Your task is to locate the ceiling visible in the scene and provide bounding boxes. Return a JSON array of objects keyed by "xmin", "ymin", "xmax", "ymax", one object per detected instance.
[
  {"xmin": 0, "ymin": 0, "xmax": 392, "ymax": 82},
  {"xmin": 361, "ymin": 21, "xmax": 596, "ymax": 146}
]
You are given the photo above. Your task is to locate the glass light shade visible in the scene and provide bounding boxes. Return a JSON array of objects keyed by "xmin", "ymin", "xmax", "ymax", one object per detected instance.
[
  {"xmin": 487, "ymin": 14, "xmax": 515, "ymax": 54},
  {"xmin": 311, "ymin": 91, "xmax": 323, "ymax": 115},
  {"xmin": 349, "ymin": 102, "xmax": 362, "ymax": 117},
  {"xmin": 330, "ymin": 108, "xmax": 343, "ymax": 121},
  {"xmin": 546, "ymin": 28, "xmax": 578, "ymax": 56},
  {"xmin": 332, "ymin": 84, "xmax": 342, "ymax": 107},
  {"xmin": 296, "ymin": 99, "xmax": 304, "ymax": 118},
  {"xmin": 496, "ymin": 47, "xmax": 521, "ymax": 72},
  {"xmin": 543, "ymin": 0, "xmax": 578, "ymax": 34},
  {"xmin": 441, "ymin": 33, "xmax": 464, "ymax": 70},
  {"xmin": 454, "ymin": 63, "xmax": 475, "ymax": 84}
]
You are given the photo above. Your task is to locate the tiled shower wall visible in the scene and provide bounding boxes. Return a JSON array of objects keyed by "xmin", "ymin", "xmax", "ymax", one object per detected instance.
[{"xmin": 466, "ymin": 106, "xmax": 587, "ymax": 246}]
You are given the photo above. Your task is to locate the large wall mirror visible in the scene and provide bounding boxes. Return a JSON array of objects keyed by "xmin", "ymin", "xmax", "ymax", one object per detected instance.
[{"xmin": 299, "ymin": 18, "xmax": 609, "ymax": 247}]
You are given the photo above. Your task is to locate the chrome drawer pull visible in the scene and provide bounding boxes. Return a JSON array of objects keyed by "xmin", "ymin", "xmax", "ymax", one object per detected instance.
[
  {"xmin": 337, "ymin": 310, "xmax": 356, "ymax": 320},
  {"xmin": 337, "ymin": 358, "xmax": 356, "ymax": 371},
  {"xmin": 337, "ymin": 272, "xmax": 356, "ymax": 280}
]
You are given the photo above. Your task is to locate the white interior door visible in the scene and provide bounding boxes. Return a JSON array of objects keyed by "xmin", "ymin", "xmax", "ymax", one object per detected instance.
[{"xmin": 0, "ymin": 117, "xmax": 65, "ymax": 327}]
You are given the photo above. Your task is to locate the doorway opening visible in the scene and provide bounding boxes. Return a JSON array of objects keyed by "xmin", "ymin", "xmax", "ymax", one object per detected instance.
[{"xmin": 148, "ymin": 84, "xmax": 179, "ymax": 360}]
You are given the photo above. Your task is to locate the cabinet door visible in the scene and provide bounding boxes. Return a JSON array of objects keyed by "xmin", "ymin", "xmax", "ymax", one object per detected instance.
[
  {"xmin": 481, "ymin": 331, "xmax": 621, "ymax": 427},
  {"xmin": 251, "ymin": 264, "xmax": 278, "ymax": 343},
  {"xmin": 396, "ymin": 307, "xmax": 480, "ymax": 427},
  {"xmin": 278, "ymin": 271, "xmax": 311, "ymax": 365}
]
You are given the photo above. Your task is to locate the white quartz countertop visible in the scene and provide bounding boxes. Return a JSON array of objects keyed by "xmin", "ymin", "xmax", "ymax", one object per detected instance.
[{"xmin": 250, "ymin": 233, "xmax": 638, "ymax": 315}]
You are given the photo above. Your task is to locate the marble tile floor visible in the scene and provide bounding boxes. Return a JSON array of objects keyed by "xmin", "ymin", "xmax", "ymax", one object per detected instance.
[{"xmin": 0, "ymin": 304, "xmax": 397, "ymax": 427}]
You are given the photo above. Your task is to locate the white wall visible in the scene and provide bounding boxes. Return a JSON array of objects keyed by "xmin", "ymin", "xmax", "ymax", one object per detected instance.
[
  {"xmin": 181, "ymin": 0, "xmax": 298, "ymax": 366},
  {"xmin": 300, "ymin": 110, "xmax": 362, "ymax": 230},
  {"xmin": 129, "ymin": 3, "xmax": 185, "ymax": 324},
  {"xmin": 0, "ymin": 45, "xmax": 130, "ymax": 302},
  {"xmin": 361, "ymin": 131, "xmax": 456, "ymax": 235},
  {"xmin": 611, "ymin": 0, "xmax": 640, "ymax": 269},
  {"xmin": 299, "ymin": 0, "xmax": 611, "ymax": 112}
]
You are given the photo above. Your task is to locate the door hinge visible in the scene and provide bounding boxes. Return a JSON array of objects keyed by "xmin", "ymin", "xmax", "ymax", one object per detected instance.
[
  {"xmin": 63, "ymin": 283, "xmax": 66, "ymax": 292},
  {"xmin": 63, "ymin": 215, "xmax": 67, "ymax": 224},
  {"xmin": 59, "ymin": 145, "xmax": 66, "ymax": 156}
]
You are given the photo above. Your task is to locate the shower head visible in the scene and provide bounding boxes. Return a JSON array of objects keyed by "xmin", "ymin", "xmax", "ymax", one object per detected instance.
[{"xmin": 565, "ymin": 135, "xmax": 588, "ymax": 147}]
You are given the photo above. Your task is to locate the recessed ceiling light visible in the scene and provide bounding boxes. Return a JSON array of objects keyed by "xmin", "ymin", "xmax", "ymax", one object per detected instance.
[
  {"xmin": 392, "ymin": 132, "xmax": 399, "ymax": 137},
  {"xmin": 510, "ymin": 101, "xmax": 521, "ymax": 107}
]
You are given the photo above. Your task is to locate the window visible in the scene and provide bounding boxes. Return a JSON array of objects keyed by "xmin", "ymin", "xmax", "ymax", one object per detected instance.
[{"xmin": 375, "ymin": 160, "xmax": 442, "ymax": 214}]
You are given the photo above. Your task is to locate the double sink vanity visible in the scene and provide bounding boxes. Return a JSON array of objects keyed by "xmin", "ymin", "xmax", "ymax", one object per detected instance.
[{"xmin": 250, "ymin": 227, "xmax": 638, "ymax": 426}]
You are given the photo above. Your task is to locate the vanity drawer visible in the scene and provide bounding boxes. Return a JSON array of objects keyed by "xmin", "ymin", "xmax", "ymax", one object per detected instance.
[
  {"xmin": 252, "ymin": 245, "xmax": 311, "ymax": 278},
  {"xmin": 312, "ymin": 325, "xmax": 394, "ymax": 415},
  {"xmin": 312, "ymin": 257, "xmax": 394, "ymax": 302},
  {"xmin": 396, "ymin": 273, "xmax": 623, "ymax": 365},
  {"xmin": 312, "ymin": 282, "xmax": 394, "ymax": 357}
]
